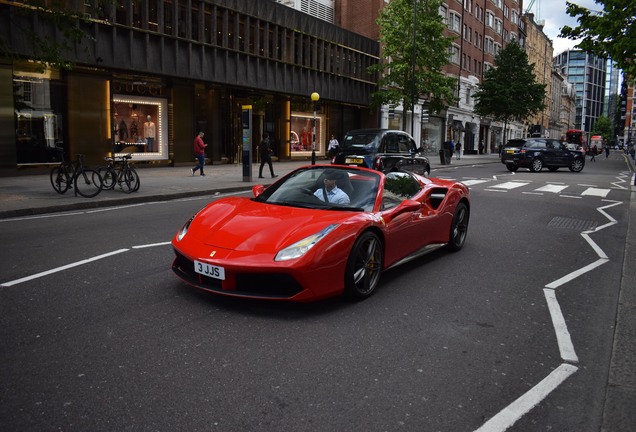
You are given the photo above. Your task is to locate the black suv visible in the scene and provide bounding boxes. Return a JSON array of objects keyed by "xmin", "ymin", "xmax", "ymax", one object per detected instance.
[
  {"xmin": 501, "ymin": 138, "xmax": 585, "ymax": 172},
  {"xmin": 332, "ymin": 129, "xmax": 430, "ymax": 176}
]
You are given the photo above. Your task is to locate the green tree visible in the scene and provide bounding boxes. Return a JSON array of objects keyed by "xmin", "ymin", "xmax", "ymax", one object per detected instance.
[
  {"xmin": 369, "ymin": 0, "xmax": 458, "ymax": 130},
  {"xmin": 0, "ymin": 1, "xmax": 94, "ymax": 71},
  {"xmin": 591, "ymin": 115, "xmax": 613, "ymax": 139},
  {"xmin": 473, "ymin": 41, "xmax": 546, "ymax": 143},
  {"xmin": 560, "ymin": 1, "xmax": 636, "ymax": 78}
]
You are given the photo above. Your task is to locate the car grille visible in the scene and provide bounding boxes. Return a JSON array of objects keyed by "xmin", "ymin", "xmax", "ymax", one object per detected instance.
[{"xmin": 172, "ymin": 250, "xmax": 304, "ymax": 299}]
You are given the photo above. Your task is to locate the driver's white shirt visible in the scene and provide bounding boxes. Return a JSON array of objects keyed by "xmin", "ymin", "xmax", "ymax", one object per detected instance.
[{"xmin": 314, "ymin": 186, "xmax": 350, "ymax": 204}]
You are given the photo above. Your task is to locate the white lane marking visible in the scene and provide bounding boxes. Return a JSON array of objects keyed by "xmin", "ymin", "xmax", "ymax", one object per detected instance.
[
  {"xmin": 559, "ymin": 195, "xmax": 582, "ymax": 199},
  {"xmin": 0, "ymin": 212, "xmax": 86, "ymax": 222},
  {"xmin": 544, "ymin": 289, "xmax": 579, "ymax": 363},
  {"xmin": 581, "ymin": 188, "xmax": 611, "ymax": 197},
  {"xmin": 535, "ymin": 184, "xmax": 569, "ymax": 193},
  {"xmin": 474, "ymin": 364, "xmax": 578, "ymax": 432},
  {"xmin": 545, "ymin": 258, "xmax": 608, "ymax": 289},
  {"xmin": 490, "ymin": 181, "xmax": 530, "ymax": 190},
  {"xmin": 484, "ymin": 189, "xmax": 509, "ymax": 193},
  {"xmin": 132, "ymin": 241, "xmax": 172, "ymax": 249},
  {"xmin": 1, "ymin": 249, "xmax": 129, "ymax": 287},
  {"xmin": 462, "ymin": 179, "xmax": 490, "ymax": 186}
]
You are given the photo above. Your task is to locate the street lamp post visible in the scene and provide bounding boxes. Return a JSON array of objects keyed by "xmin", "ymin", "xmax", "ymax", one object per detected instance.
[{"xmin": 311, "ymin": 92, "xmax": 320, "ymax": 165}]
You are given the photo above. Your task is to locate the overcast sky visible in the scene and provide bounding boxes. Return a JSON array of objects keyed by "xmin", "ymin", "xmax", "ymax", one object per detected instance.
[{"xmin": 534, "ymin": 0, "xmax": 600, "ymax": 55}]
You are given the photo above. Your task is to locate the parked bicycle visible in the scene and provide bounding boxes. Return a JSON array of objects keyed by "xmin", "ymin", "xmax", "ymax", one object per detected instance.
[
  {"xmin": 98, "ymin": 153, "xmax": 140, "ymax": 194},
  {"xmin": 50, "ymin": 149, "xmax": 103, "ymax": 198}
]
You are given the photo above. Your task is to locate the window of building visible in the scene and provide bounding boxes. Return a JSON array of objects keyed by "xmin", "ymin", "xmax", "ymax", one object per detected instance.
[
  {"xmin": 449, "ymin": 12, "xmax": 461, "ymax": 33},
  {"xmin": 439, "ymin": 4, "xmax": 448, "ymax": 23},
  {"xmin": 449, "ymin": 44, "xmax": 460, "ymax": 64},
  {"xmin": 494, "ymin": 18, "xmax": 503, "ymax": 34},
  {"xmin": 485, "ymin": 36, "xmax": 494, "ymax": 54},
  {"xmin": 511, "ymin": 10, "xmax": 519, "ymax": 25},
  {"xmin": 486, "ymin": 11, "xmax": 494, "ymax": 28}
]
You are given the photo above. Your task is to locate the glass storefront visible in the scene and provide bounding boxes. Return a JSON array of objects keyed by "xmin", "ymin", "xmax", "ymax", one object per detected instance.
[
  {"xmin": 13, "ymin": 67, "xmax": 67, "ymax": 164},
  {"xmin": 421, "ymin": 117, "xmax": 443, "ymax": 153}
]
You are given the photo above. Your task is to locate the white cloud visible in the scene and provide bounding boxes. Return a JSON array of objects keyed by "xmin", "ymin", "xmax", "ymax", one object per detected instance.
[{"xmin": 529, "ymin": 0, "xmax": 600, "ymax": 55}]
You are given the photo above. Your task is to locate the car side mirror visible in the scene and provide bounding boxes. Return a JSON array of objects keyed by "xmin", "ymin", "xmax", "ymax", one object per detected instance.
[{"xmin": 252, "ymin": 185, "xmax": 266, "ymax": 197}]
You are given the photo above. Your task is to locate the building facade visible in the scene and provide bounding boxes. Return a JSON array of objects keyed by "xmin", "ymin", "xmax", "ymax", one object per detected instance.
[
  {"xmin": 522, "ymin": 13, "xmax": 554, "ymax": 138},
  {"xmin": 1, "ymin": 0, "xmax": 381, "ymax": 170},
  {"xmin": 553, "ymin": 49, "xmax": 607, "ymax": 134}
]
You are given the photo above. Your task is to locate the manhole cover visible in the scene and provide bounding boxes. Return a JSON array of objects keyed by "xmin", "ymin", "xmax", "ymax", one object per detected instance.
[{"xmin": 548, "ymin": 216, "xmax": 598, "ymax": 231}]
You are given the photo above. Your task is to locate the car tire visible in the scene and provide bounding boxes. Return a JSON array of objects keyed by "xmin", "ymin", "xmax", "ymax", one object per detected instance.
[
  {"xmin": 506, "ymin": 165, "xmax": 518, "ymax": 172},
  {"xmin": 530, "ymin": 158, "xmax": 543, "ymax": 172},
  {"xmin": 447, "ymin": 202, "xmax": 469, "ymax": 252},
  {"xmin": 344, "ymin": 231, "xmax": 383, "ymax": 300},
  {"xmin": 569, "ymin": 159, "xmax": 584, "ymax": 172}
]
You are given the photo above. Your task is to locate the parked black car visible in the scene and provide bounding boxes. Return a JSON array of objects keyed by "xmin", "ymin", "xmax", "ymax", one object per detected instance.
[
  {"xmin": 501, "ymin": 138, "xmax": 585, "ymax": 172},
  {"xmin": 332, "ymin": 129, "xmax": 430, "ymax": 176}
]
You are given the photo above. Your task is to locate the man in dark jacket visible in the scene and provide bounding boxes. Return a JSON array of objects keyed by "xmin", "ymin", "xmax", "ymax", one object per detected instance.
[{"xmin": 259, "ymin": 133, "xmax": 278, "ymax": 178}]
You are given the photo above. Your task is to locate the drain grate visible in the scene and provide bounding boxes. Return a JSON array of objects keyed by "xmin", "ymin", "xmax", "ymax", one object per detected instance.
[{"xmin": 548, "ymin": 216, "xmax": 598, "ymax": 231}]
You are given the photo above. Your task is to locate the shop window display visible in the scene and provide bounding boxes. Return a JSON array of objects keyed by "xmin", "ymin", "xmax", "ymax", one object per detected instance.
[
  {"xmin": 111, "ymin": 95, "xmax": 167, "ymax": 159},
  {"xmin": 290, "ymin": 114, "xmax": 324, "ymax": 156}
]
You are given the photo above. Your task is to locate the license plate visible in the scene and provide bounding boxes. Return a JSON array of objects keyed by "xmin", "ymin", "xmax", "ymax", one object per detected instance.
[
  {"xmin": 194, "ymin": 260, "xmax": 225, "ymax": 280},
  {"xmin": 346, "ymin": 158, "xmax": 363, "ymax": 164},
  {"xmin": 506, "ymin": 149, "xmax": 514, "ymax": 154}
]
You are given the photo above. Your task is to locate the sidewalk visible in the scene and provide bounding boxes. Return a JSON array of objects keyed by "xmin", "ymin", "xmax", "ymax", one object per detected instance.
[{"xmin": 0, "ymin": 152, "xmax": 500, "ymax": 219}]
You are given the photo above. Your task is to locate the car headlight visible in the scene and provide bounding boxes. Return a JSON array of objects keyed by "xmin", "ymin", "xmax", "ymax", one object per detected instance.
[
  {"xmin": 176, "ymin": 213, "xmax": 197, "ymax": 241},
  {"xmin": 275, "ymin": 224, "xmax": 338, "ymax": 261}
]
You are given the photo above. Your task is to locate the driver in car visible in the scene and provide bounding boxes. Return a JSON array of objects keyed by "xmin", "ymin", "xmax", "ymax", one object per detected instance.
[{"xmin": 314, "ymin": 170, "xmax": 350, "ymax": 204}]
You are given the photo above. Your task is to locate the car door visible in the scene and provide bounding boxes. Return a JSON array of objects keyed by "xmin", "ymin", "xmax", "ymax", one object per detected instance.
[
  {"xmin": 546, "ymin": 139, "xmax": 567, "ymax": 166},
  {"xmin": 380, "ymin": 172, "xmax": 435, "ymax": 264}
]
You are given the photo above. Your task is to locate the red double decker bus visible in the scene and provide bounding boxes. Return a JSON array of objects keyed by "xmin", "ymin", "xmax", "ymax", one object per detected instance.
[{"xmin": 565, "ymin": 129, "xmax": 586, "ymax": 151}]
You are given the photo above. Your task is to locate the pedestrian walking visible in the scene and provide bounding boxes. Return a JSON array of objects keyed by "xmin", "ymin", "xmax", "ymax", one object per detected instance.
[
  {"xmin": 327, "ymin": 134, "xmax": 339, "ymax": 159},
  {"xmin": 258, "ymin": 133, "xmax": 278, "ymax": 179},
  {"xmin": 455, "ymin": 142, "xmax": 462, "ymax": 160},
  {"xmin": 590, "ymin": 145, "xmax": 597, "ymax": 162},
  {"xmin": 605, "ymin": 144, "xmax": 610, "ymax": 158},
  {"xmin": 191, "ymin": 131, "xmax": 208, "ymax": 176}
]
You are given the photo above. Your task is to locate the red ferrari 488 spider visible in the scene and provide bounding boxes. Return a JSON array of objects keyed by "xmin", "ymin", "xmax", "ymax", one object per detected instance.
[{"xmin": 172, "ymin": 165, "xmax": 469, "ymax": 302}]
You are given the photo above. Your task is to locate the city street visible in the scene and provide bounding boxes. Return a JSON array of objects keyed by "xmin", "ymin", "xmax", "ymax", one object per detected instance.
[{"xmin": 0, "ymin": 155, "xmax": 634, "ymax": 431}]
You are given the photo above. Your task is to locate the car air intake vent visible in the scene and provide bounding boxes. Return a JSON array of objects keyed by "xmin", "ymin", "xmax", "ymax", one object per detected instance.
[
  {"xmin": 548, "ymin": 216, "xmax": 598, "ymax": 231},
  {"xmin": 429, "ymin": 188, "xmax": 447, "ymax": 210}
]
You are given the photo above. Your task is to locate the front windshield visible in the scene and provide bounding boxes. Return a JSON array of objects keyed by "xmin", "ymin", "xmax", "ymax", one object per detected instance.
[
  {"xmin": 255, "ymin": 167, "xmax": 380, "ymax": 212},
  {"xmin": 341, "ymin": 133, "xmax": 380, "ymax": 151}
]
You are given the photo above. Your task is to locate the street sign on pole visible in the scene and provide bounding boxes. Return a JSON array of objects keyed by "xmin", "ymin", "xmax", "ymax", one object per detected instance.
[{"xmin": 241, "ymin": 105, "xmax": 252, "ymax": 182}]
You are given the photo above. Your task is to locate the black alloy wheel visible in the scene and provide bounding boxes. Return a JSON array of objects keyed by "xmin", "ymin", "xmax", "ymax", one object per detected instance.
[
  {"xmin": 447, "ymin": 202, "xmax": 469, "ymax": 251},
  {"xmin": 344, "ymin": 231, "xmax": 383, "ymax": 300}
]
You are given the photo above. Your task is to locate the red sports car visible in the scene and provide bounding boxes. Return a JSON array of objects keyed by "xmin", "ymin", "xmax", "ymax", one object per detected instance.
[{"xmin": 171, "ymin": 165, "xmax": 470, "ymax": 302}]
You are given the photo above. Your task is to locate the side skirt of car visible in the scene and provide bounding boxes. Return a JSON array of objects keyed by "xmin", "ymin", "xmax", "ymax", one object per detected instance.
[{"xmin": 385, "ymin": 243, "xmax": 447, "ymax": 270}]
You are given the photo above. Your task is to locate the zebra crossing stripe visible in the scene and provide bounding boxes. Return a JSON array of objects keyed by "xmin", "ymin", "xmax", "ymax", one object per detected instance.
[
  {"xmin": 490, "ymin": 181, "xmax": 530, "ymax": 190},
  {"xmin": 581, "ymin": 188, "xmax": 611, "ymax": 197},
  {"xmin": 535, "ymin": 184, "xmax": 569, "ymax": 193}
]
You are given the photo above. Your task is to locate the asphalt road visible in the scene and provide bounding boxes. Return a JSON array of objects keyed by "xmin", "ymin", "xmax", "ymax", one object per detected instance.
[{"xmin": 0, "ymin": 157, "xmax": 632, "ymax": 431}]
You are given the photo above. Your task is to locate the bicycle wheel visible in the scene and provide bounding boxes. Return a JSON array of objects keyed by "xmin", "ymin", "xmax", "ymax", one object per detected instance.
[
  {"xmin": 74, "ymin": 169, "xmax": 103, "ymax": 198},
  {"xmin": 117, "ymin": 167, "xmax": 134, "ymax": 194},
  {"xmin": 50, "ymin": 165, "xmax": 72, "ymax": 194},
  {"xmin": 98, "ymin": 166, "xmax": 117, "ymax": 190},
  {"xmin": 129, "ymin": 166, "xmax": 140, "ymax": 192}
]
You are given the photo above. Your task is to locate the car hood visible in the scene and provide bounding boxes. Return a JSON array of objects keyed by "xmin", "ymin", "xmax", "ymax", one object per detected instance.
[{"xmin": 190, "ymin": 197, "xmax": 357, "ymax": 252}]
